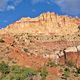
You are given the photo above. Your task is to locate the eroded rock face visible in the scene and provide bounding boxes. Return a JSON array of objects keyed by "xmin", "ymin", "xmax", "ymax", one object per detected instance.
[{"xmin": 0, "ymin": 12, "xmax": 80, "ymax": 36}]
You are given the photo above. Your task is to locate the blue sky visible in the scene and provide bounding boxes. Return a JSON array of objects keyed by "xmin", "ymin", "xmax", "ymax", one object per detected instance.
[{"xmin": 0, "ymin": 0, "xmax": 80, "ymax": 28}]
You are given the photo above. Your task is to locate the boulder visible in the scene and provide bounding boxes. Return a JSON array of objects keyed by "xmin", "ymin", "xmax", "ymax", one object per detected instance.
[
  {"xmin": 59, "ymin": 51, "xmax": 64, "ymax": 57},
  {"xmin": 64, "ymin": 46, "xmax": 77, "ymax": 52},
  {"xmin": 77, "ymin": 45, "xmax": 80, "ymax": 51}
]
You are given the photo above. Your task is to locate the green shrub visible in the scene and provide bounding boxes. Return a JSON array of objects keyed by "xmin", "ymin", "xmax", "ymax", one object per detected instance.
[
  {"xmin": 0, "ymin": 62, "xmax": 10, "ymax": 74},
  {"xmin": 0, "ymin": 63, "xmax": 38, "ymax": 80},
  {"xmin": 21, "ymin": 67, "xmax": 37, "ymax": 77},
  {"xmin": 12, "ymin": 67, "xmax": 37, "ymax": 79},
  {"xmin": 10, "ymin": 65, "xmax": 21, "ymax": 74},
  {"xmin": 63, "ymin": 68, "xmax": 70, "ymax": 78},
  {"xmin": 39, "ymin": 67, "xmax": 48, "ymax": 80},
  {"xmin": 61, "ymin": 67, "xmax": 70, "ymax": 80}
]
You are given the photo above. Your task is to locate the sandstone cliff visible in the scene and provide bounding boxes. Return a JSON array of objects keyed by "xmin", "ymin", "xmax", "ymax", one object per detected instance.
[{"xmin": 0, "ymin": 12, "xmax": 80, "ymax": 35}]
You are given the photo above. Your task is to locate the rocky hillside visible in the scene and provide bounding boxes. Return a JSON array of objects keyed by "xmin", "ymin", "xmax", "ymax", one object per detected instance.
[{"xmin": 0, "ymin": 12, "xmax": 80, "ymax": 80}]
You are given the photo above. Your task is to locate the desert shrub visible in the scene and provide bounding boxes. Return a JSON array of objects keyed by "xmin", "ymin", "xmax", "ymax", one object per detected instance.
[
  {"xmin": 23, "ymin": 48, "xmax": 29, "ymax": 52},
  {"xmin": 67, "ymin": 60, "xmax": 76, "ymax": 67},
  {"xmin": 74, "ymin": 67, "xmax": 80, "ymax": 77},
  {"xmin": 0, "ymin": 62, "xmax": 10, "ymax": 74},
  {"xmin": 75, "ymin": 67, "xmax": 80, "ymax": 77},
  {"xmin": 8, "ymin": 66, "xmax": 23, "ymax": 80},
  {"xmin": 47, "ymin": 59, "xmax": 57, "ymax": 67},
  {"xmin": 0, "ymin": 62, "xmax": 38, "ymax": 80},
  {"xmin": 76, "ymin": 68, "xmax": 80, "ymax": 74},
  {"xmin": 21, "ymin": 68, "xmax": 37, "ymax": 80},
  {"xmin": 21, "ymin": 67, "xmax": 37, "ymax": 76},
  {"xmin": 64, "ymin": 68, "xmax": 70, "ymax": 76},
  {"xmin": 61, "ymin": 67, "xmax": 70, "ymax": 80},
  {"xmin": 39, "ymin": 67, "xmax": 48, "ymax": 80},
  {"xmin": 10, "ymin": 66, "xmax": 37, "ymax": 79},
  {"xmin": 10, "ymin": 65, "xmax": 21, "ymax": 74}
]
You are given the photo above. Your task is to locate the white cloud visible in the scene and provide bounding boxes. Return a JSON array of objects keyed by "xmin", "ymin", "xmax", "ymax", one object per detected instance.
[
  {"xmin": 7, "ymin": 5, "xmax": 15, "ymax": 10},
  {"xmin": 0, "ymin": 0, "xmax": 22, "ymax": 12},
  {"xmin": 54, "ymin": 0, "xmax": 80, "ymax": 16},
  {"xmin": 0, "ymin": 0, "xmax": 7, "ymax": 11}
]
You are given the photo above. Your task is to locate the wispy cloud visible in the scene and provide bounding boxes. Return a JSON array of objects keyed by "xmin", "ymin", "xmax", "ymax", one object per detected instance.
[
  {"xmin": 54, "ymin": 0, "xmax": 80, "ymax": 16},
  {"xmin": 32, "ymin": 0, "xmax": 51, "ymax": 4},
  {"xmin": 32, "ymin": 0, "xmax": 80, "ymax": 16},
  {"xmin": 0, "ymin": 0, "xmax": 22, "ymax": 12}
]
